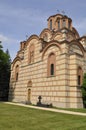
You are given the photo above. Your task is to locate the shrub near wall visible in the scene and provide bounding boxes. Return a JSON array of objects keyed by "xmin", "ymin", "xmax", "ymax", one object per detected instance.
[{"xmin": 82, "ymin": 73, "xmax": 86, "ymax": 108}]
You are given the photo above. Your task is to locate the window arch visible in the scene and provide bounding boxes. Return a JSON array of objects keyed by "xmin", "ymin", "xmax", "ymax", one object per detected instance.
[
  {"xmin": 28, "ymin": 44, "xmax": 34, "ymax": 63},
  {"xmin": 15, "ymin": 65, "xmax": 19, "ymax": 81},
  {"xmin": 27, "ymin": 80, "xmax": 32, "ymax": 88},
  {"xmin": 47, "ymin": 53, "xmax": 56, "ymax": 76},
  {"xmin": 77, "ymin": 67, "xmax": 83, "ymax": 86}
]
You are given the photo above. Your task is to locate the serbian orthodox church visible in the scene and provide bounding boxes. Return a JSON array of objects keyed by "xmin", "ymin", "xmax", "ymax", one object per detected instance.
[{"xmin": 9, "ymin": 13, "xmax": 86, "ymax": 108}]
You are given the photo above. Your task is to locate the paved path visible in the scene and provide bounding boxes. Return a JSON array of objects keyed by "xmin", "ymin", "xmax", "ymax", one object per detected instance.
[{"xmin": 4, "ymin": 102, "xmax": 86, "ymax": 116}]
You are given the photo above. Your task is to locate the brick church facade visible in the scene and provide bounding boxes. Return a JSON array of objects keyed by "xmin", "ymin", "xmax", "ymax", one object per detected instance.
[{"xmin": 9, "ymin": 14, "xmax": 86, "ymax": 108}]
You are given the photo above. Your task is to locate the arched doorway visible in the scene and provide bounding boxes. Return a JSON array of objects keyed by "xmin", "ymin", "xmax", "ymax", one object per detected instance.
[{"xmin": 27, "ymin": 81, "xmax": 32, "ymax": 103}]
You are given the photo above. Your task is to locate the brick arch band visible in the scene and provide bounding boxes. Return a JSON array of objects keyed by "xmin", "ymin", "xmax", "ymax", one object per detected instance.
[
  {"xmin": 68, "ymin": 41, "xmax": 85, "ymax": 57},
  {"xmin": 12, "ymin": 57, "xmax": 21, "ymax": 69},
  {"xmin": 42, "ymin": 42, "xmax": 62, "ymax": 59}
]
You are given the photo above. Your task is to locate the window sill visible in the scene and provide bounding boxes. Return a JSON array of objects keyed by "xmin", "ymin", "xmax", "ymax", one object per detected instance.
[
  {"xmin": 47, "ymin": 75, "xmax": 56, "ymax": 78},
  {"xmin": 77, "ymin": 85, "xmax": 82, "ymax": 89}
]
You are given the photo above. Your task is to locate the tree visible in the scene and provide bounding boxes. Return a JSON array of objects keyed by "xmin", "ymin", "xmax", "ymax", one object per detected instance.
[
  {"xmin": 5, "ymin": 49, "xmax": 11, "ymax": 71},
  {"xmin": 0, "ymin": 41, "xmax": 3, "ymax": 64},
  {"xmin": 82, "ymin": 73, "xmax": 86, "ymax": 108},
  {"xmin": 0, "ymin": 42, "xmax": 11, "ymax": 101}
]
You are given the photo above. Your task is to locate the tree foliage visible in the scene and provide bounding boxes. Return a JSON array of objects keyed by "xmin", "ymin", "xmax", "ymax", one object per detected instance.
[
  {"xmin": 82, "ymin": 73, "xmax": 86, "ymax": 108},
  {"xmin": 0, "ymin": 42, "xmax": 11, "ymax": 101}
]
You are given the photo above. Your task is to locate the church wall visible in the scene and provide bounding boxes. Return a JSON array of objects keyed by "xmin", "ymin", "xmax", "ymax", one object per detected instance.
[
  {"xmin": 9, "ymin": 38, "xmax": 46, "ymax": 103},
  {"xmin": 9, "ymin": 43, "xmax": 71, "ymax": 108},
  {"xmin": 9, "ymin": 40, "xmax": 85, "ymax": 108},
  {"xmin": 30, "ymin": 44, "xmax": 70, "ymax": 108},
  {"xmin": 69, "ymin": 54, "xmax": 84, "ymax": 108}
]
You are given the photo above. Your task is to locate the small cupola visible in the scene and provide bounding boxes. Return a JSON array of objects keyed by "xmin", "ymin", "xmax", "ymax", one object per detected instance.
[{"xmin": 47, "ymin": 14, "xmax": 72, "ymax": 31}]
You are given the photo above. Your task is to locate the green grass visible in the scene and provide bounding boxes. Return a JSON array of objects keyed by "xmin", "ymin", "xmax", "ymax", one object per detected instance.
[
  {"xmin": 0, "ymin": 103, "xmax": 86, "ymax": 130},
  {"xmin": 55, "ymin": 107, "xmax": 86, "ymax": 113}
]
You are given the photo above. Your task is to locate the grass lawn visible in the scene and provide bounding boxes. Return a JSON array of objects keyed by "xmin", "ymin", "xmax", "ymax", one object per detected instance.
[
  {"xmin": 0, "ymin": 103, "xmax": 86, "ymax": 130},
  {"xmin": 55, "ymin": 107, "xmax": 86, "ymax": 113}
]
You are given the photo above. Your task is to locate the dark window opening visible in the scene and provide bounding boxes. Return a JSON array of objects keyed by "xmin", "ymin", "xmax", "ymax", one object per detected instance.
[
  {"xmin": 68, "ymin": 21, "xmax": 71, "ymax": 29},
  {"xmin": 16, "ymin": 73, "xmax": 18, "ymax": 81},
  {"xmin": 50, "ymin": 20, "xmax": 52, "ymax": 30},
  {"xmin": 50, "ymin": 64, "xmax": 54, "ymax": 75},
  {"xmin": 58, "ymin": 20, "xmax": 60, "ymax": 29},
  {"xmin": 78, "ymin": 75, "xmax": 81, "ymax": 85}
]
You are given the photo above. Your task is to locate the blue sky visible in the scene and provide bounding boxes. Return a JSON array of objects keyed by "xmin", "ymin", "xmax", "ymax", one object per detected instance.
[{"xmin": 0, "ymin": 0, "xmax": 86, "ymax": 60}]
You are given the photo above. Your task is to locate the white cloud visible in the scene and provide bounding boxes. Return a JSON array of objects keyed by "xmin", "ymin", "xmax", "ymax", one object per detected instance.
[
  {"xmin": 0, "ymin": 34, "xmax": 19, "ymax": 44},
  {"xmin": 0, "ymin": 34, "xmax": 20, "ymax": 60}
]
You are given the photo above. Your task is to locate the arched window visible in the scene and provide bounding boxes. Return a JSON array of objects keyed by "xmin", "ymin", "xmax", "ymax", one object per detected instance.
[
  {"xmin": 48, "ymin": 53, "xmax": 56, "ymax": 76},
  {"xmin": 77, "ymin": 67, "xmax": 83, "ymax": 86},
  {"xmin": 29, "ymin": 44, "xmax": 34, "ymax": 63},
  {"xmin": 15, "ymin": 65, "xmax": 19, "ymax": 81}
]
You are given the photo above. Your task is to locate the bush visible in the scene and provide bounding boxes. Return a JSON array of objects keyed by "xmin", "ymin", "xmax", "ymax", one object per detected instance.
[{"xmin": 82, "ymin": 73, "xmax": 86, "ymax": 108}]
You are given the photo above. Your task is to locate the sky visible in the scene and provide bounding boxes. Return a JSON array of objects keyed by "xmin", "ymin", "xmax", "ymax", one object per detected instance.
[{"xmin": 0, "ymin": 0, "xmax": 86, "ymax": 60}]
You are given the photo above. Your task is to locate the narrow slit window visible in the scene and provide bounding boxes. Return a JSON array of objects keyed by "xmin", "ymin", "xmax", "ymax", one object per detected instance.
[
  {"xmin": 78, "ymin": 75, "xmax": 80, "ymax": 85},
  {"xmin": 77, "ymin": 67, "xmax": 83, "ymax": 86},
  {"xmin": 50, "ymin": 20, "xmax": 52, "ymax": 30},
  {"xmin": 68, "ymin": 21, "xmax": 71, "ymax": 29},
  {"xmin": 16, "ymin": 73, "xmax": 18, "ymax": 81},
  {"xmin": 29, "ymin": 44, "xmax": 34, "ymax": 63},
  {"xmin": 58, "ymin": 20, "xmax": 60, "ymax": 30},
  {"xmin": 63, "ymin": 20, "xmax": 66, "ymax": 27},
  {"xmin": 51, "ymin": 64, "xmax": 54, "ymax": 75},
  {"xmin": 15, "ymin": 65, "xmax": 19, "ymax": 81}
]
